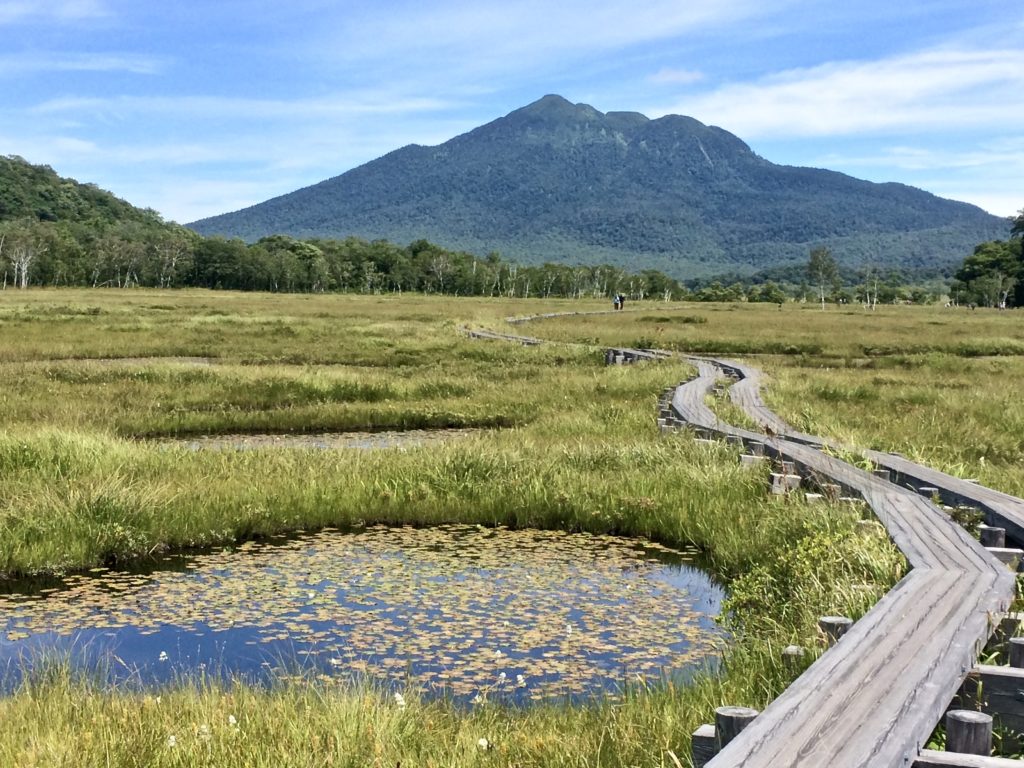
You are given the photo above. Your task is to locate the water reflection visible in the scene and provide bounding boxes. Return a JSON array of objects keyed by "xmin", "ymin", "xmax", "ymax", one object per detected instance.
[{"xmin": 0, "ymin": 525, "xmax": 725, "ymax": 704}]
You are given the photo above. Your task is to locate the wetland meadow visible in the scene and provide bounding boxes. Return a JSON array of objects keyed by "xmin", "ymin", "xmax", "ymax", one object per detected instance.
[{"xmin": 3, "ymin": 289, "xmax": 1021, "ymax": 766}]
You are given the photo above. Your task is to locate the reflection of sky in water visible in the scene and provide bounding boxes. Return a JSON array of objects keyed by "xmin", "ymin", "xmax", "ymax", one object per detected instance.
[{"xmin": 0, "ymin": 526, "xmax": 726, "ymax": 704}]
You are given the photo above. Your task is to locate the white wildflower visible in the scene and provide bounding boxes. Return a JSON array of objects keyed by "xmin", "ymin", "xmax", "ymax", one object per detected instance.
[
  {"xmin": 158, "ymin": 651, "xmax": 169, "ymax": 662},
  {"xmin": 166, "ymin": 735, "xmax": 177, "ymax": 748},
  {"xmin": 393, "ymin": 692, "xmax": 407, "ymax": 710},
  {"xmin": 477, "ymin": 737, "xmax": 491, "ymax": 750},
  {"xmin": 197, "ymin": 724, "xmax": 211, "ymax": 742},
  {"xmin": 228, "ymin": 714, "xmax": 238, "ymax": 727},
  {"xmin": 516, "ymin": 674, "xmax": 526, "ymax": 688}
]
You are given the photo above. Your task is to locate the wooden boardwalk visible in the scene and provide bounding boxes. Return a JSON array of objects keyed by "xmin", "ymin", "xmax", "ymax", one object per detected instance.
[
  {"xmin": 465, "ymin": 319, "xmax": 1022, "ymax": 768},
  {"xmin": 721, "ymin": 357, "xmax": 1024, "ymax": 549},
  {"xmin": 677, "ymin": 355, "xmax": 1017, "ymax": 768}
]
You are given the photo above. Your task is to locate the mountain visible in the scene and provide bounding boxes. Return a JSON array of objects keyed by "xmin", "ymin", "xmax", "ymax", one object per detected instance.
[{"xmin": 189, "ymin": 95, "xmax": 1009, "ymax": 278}]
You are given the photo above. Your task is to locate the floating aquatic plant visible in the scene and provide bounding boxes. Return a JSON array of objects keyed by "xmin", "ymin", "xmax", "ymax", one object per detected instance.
[{"xmin": 0, "ymin": 525, "xmax": 725, "ymax": 704}]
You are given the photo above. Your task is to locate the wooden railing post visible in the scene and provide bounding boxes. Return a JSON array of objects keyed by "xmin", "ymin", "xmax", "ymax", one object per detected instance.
[
  {"xmin": 818, "ymin": 616, "xmax": 853, "ymax": 647},
  {"xmin": 945, "ymin": 710, "xmax": 992, "ymax": 755},
  {"xmin": 978, "ymin": 524, "xmax": 1006, "ymax": 548},
  {"xmin": 715, "ymin": 706, "xmax": 759, "ymax": 752}
]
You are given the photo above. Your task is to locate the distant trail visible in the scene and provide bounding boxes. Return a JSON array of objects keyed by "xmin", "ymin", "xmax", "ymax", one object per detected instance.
[{"xmin": 467, "ymin": 309, "xmax": 1021, "ymax": 768}]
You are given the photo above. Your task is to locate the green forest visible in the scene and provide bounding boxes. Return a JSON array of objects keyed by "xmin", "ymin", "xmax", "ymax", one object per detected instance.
[{"xmin": 1, "ymin": 155, "xmax": 1020, "ymax": 306}]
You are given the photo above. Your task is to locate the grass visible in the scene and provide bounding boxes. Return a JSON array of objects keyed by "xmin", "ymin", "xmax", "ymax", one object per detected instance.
[{"xmin": 4, "ymin": 288, "xmax": 1003, "ymax": 766}]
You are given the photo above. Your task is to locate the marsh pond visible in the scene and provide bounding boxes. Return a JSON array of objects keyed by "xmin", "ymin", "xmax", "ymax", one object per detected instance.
[{"xmin": 0, "ymin": 525, "xmax": 725, "ymax": 704}]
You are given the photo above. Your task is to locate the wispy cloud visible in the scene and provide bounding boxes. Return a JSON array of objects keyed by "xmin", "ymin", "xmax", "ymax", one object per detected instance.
[
  {"xmin": 322, "ymin": 0, "xmax": 778, "ymax": 81},
  {"xmin": 0, "ymin": 0, "xmax": 108, "ymax": 25},
  {"xmin": 648, "ymin": 68, "xmax": 705, "ymax": 85},
  {"xmin": 0, "ymin": 52, "xmax": 165, "ymax": 76},
  {"xmin": 818, "ymin": 138, "xmax": 1024, "ymax": 172},
  {"xmin": 663, "ymin": 47, "xmax": 1024, "ymax": 137},
  {"xmin": 31, "ymin": 92, "xmax": 457, "ymax": 121}
]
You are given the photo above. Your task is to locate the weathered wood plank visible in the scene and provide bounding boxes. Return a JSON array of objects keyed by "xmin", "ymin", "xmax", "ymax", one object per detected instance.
[{"xmin": 914, "ymin": 751, "xmax": 1024, "ymax": 768}]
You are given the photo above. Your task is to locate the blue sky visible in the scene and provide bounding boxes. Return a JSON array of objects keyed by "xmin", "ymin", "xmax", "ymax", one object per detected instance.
[{"xmin": 3, "ymin": 0, "xmax": 1021, "ymax": 224}]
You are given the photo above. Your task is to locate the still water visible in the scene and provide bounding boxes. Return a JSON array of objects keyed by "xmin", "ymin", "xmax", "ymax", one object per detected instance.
[{"xmin": 0, "ymin": 525, "xmax": 726, "ymax": 704}]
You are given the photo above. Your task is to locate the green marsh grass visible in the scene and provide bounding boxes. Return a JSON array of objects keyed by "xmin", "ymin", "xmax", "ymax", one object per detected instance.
[{"xmin": 0, "ymin": 290, "xmax": 919, "ymax": 765}]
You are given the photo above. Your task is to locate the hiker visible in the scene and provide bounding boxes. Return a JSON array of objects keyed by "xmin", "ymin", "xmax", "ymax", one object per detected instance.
[
  {"xmin": 618, "ymin": 293, "xmax": 625, "ymax": 310},
  {"xmin": 612, "ymin": 295, "xmax": 620, "ymax": 311}
]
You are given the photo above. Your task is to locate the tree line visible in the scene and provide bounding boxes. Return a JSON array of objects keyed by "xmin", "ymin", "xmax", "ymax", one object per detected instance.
[
  {"xmin": 0, "ymin": 212, "xmax": 1003, "ymax": 306},
  {"xmin": 0, "ymin": 216, "xmax": 696, "ymax": 300}
]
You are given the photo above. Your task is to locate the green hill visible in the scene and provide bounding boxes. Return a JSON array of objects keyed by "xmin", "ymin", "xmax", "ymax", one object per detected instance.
[
  {"xmin": 189, "ymin": 95, "xmax": 1009, "ymax": 278},
  {"xmin": 0, "ymin": 155, "xmax": 196, "ymax": 288},
  {"xmin": 0, "ymin": 155, "xmax": 164, "ymax": 228}
]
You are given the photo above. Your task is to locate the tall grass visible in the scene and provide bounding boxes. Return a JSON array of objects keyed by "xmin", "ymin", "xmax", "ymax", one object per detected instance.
[{"xmin": 0, "ymin": 290, "xmax": 915, "ymax": 765}]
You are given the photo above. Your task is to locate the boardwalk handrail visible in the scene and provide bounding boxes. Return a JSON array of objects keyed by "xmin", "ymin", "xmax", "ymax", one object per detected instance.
[{"xmin": 464, "ymin": 317, "xmax": 1020, "ymax": 768}]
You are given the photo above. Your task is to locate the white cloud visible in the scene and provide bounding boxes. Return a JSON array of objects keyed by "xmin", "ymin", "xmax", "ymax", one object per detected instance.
[
  {"xmin": 648, "ymin": 68, "xmax": 705, "ymax": 85},
  {"xmin": 662, "ymin": 47, "xmax": 1024, "ymax": 137},
  {"xmin": 30, "ymin": 92, "xmax": 456, "ymax": 121},
  {"xmin": 123, "ymin": 178, "xmax": 286, "ymax": 225},
  {"xmin": 0, "ymin": 52, "xmax": 165, "ymax": 76},
  {"xmin": 807, "ymin": 138, "xmax": 1024, "ymax": 217},
  {"xmin": 324, "ymin": 0, "xmax": 779, "ymax": 78},
  {"xmin": 0, "ymin": 0, "xmax": 108, "ymax": 25},
  {"xmin": 819, "ymin": 139, "xmax": 1024, "ymax": 173}
]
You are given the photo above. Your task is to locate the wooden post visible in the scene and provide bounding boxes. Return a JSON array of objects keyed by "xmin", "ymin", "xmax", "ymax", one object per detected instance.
[
  {"xmin": 945, "ymin": 710, "xmax": 992, "ymax": 756},
  {"xmin": 985, "ymin": 547, "xmax": 1024, "ymax": 570},
  {"xmin": 1009, "ymin": 637, "xmax": 1024, "ymax": 668},
  {"xmin": 714, "ymin": 706, "xmax": 759, "ymax": 752},
  {"xmin": 771, "ymin": 473, "xmax": 801, "ymax": 494},
  {"xmin": 978, "ymin": 525, "xmax": 1006, "ymax": 548},
  {"xmin": 691, "ymin": 724, "xmax": 717, "ymax": 768},
  {"xmin": 782, "ymin": 644, "xmax": 806, "ymax": 675},
  {"xmin": 819, "ymin": 616, "xmax": 853, "ymax": 646}
]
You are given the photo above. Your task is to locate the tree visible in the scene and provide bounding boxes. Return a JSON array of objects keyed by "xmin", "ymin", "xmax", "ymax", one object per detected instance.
[
  {"xmin": 807, "ymin": 246, "xmax": 838, "ymax": 310},
  {"xmin": 1011, "ymin": 208, "xmax": 1024, "ymax": 239},
  {"xmin": 0, "ymin": 218, "xmax": 51, "ymax": 289},
  {"xmin": 954, "ymin": 240, "xmax": 1019, "ymax": 308}
]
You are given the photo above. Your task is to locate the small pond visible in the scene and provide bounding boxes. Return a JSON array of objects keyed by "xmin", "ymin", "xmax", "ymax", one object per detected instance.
[{"xmin": 0, "ymin": 525, "xmax": 726, "ymax": 704}]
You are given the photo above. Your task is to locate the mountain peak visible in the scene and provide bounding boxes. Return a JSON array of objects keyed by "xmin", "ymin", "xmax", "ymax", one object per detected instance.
[
  {"xmin": 510, "ymin": 94, "xmax": 604, "ymax": 123},
  {"xmin": 189, "ymin": 97, "xmax": 1008, "ymax": 278}
]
